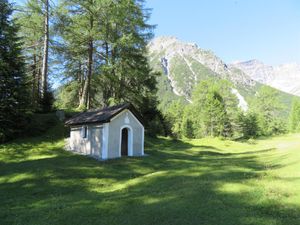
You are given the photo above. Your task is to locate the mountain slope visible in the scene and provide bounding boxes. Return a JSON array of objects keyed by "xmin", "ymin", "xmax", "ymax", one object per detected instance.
[
  {"xmin": 148, "ymin": 37, "xmax": 258, "ymax": 109},
  {"xmin": 148, "ymin": 36, "xmax": 297, "ymax": 116},
  {"xmin": 231, "ymin": 60, "xmax": 300, "ymax": 97},
  {"xmin": 149, "ymin": 37, "xmax": 256, "ymax": 99}
]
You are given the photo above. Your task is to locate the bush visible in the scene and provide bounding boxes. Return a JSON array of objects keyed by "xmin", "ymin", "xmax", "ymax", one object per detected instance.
[{"xmin": 23, "ymin": 113, "xmax": 59, "ymax": 137}]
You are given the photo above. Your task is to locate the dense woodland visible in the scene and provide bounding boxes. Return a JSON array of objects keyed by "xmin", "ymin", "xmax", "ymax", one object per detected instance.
[
  {"xmin": 165, "ymin": 80, "xmax": 292, "ymax": 139},
  {"xmin": 1, "ymin": 0, "xmax": 300, "ymax": 143}
]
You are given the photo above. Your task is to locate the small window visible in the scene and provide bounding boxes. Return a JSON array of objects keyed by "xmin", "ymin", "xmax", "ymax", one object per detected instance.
[{"xmin": 82, "ymin": 126, "xmax": 88, "ymax": 139}]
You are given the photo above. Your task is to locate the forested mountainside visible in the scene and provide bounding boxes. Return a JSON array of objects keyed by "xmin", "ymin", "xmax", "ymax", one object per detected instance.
[{"xmin": 148, "ymin": 36, "xmax": 296, "ymax": 114}]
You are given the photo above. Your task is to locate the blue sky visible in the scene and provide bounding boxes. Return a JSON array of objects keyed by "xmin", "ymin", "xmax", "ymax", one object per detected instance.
[{"xmin": 145, "ymin": 0, "xmax": 300, "ymax": 66}]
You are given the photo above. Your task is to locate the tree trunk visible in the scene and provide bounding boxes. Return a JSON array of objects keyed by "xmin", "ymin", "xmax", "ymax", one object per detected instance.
[
  {"xmin": 31, "ymin": 53, "xmax": 37, "ymax": 107},
  {"xmin": 86, "ymin": 39, "xmax": 93, "ymax": 109},
  {"xmin": 37, "ymin": 52, "xmax": 42, "ymax": 99},
  {"xmin": 41, "ymin": 0, "xmax": 49, "ymax": 99},
  {"xmin": 79, "ymin": 75, "xmax": 88, "ymax": 109},
  {"xmin": 105, "ymin": 41, "xmax": 109, "ymax": 64},
  {"xmin": 79, "ymin": 13, "xmax": 93, "ymax": 110},
  {"xmin": 78, "ymin": 61, "xmax": 83, "ymax": 104}
]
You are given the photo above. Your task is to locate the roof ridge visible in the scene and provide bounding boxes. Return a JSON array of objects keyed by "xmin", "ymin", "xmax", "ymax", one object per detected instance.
[
  {"xmin": 86, "ymin": 102, "xmax": 130, "ymax": 112},
  {"xmin": 65, "ymin": 102, "xmax": 141, "ymax": 126}
]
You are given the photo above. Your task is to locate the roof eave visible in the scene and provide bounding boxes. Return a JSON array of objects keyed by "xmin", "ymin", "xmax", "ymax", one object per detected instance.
[{"xmin": 65, "ymin": 120, "xmax": 109, "ymax": 127}]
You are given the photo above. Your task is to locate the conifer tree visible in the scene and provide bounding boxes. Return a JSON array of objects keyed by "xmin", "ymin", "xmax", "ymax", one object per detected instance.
[
  {"xmin": 41, "ymin": 0, "xmax": 50, "ymax": 100},
  {"xmin": 15, "ymin": 0, "xmax": 44, "ymax": 109},
  {"xmin": 55, "ymin": 0, "xmax": 158, "ymax": 115},
  {"xmin": 15, "ymin": 0, "xmax": 53, "ymax": 111},
  {"xmin": 289, "ymin": 98, "xmax": 300, "ymax": 132},
  {"xmin": 251, "ymin": 86, "xmax": 285, "ymax": 136},
  {"xmin": 238, "ymin": 112, "xmax": 259, "ymax": 138},
  {"xmin": 55, "ymin": 0, "xmax": 107, "ymax": 110},
  {"xmin": 191, "ymin": 79, "xmax": 238, "ymax": 138},
  {"xmin": 0, "ymin": 0, "xmax": 30, "ymax": 142}
]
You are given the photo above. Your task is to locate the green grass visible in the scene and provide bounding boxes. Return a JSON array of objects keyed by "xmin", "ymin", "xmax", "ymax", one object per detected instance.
[{"xmin": 1, "ymin": 123, "xmax": 300, "ymax": 225}]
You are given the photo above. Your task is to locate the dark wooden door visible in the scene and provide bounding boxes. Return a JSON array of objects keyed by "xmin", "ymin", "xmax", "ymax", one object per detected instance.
[{"xmin": 121, "ymin": 128, "xmax": 128, "ymax": 156}]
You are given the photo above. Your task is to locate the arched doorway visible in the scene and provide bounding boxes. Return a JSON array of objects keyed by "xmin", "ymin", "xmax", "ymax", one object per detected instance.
[
  {"xmin": 121, "ymin": 128, "xmax": 128, "ymax": 156},
  {"xmin": 120, "ymin": 126, "xmax": 133, "ymax": 157}
]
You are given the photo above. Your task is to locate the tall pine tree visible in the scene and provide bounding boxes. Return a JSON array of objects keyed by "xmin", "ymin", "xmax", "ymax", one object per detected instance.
[
  {"xmin": 55, "ymin": 0, "xmax": 158, "ymax": 119},
  {"xmin": 15, "ymin": 0, "xmax": 53, "ymax": 112},
  {"xmin": 251, "ymin": 86, "xmax": 285, "ymax": 136},
  {"xmin": 0, "ymin": 0, "xmax": 30, "ymax": 142},
  {"xmin": 191, "ymin": 79, "xmax": 238, "ymax": 138}
]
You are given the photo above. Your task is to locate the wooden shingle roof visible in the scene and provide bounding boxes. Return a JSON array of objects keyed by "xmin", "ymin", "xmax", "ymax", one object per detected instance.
[{"xmin": 65, "ymin": 103, "xmax": 144, "ymax": 126}]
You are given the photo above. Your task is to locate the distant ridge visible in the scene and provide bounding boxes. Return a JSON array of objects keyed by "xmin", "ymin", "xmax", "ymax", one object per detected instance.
[{"xmin": 230, "ymin": 60, "xmax": 300, "ymax": 96}]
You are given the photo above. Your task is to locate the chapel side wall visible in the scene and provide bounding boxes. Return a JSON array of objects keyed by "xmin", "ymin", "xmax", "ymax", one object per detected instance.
[
  {"xmin": 70, "ymin": 125, "xmax": 91, "ymax": 155},
  {"xmin": 69, "ymin": 124, "xmax": 103, "ymax": 158}
]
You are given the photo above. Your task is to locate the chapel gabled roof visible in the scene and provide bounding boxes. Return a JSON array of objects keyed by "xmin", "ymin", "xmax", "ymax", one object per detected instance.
[{"xmin": 65, "ymin": 103, "xmax": 144, "ymax": 126}]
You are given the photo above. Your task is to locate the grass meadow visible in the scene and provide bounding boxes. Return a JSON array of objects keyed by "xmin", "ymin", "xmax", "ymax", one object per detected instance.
[{"xmin": 1, "ymin": 124, "xmax": 300, "ymax": 225}]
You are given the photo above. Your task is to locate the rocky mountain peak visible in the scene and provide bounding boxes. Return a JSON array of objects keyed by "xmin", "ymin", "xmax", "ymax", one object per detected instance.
[
  {"xmin": 148, "ymin": 36, "xmax": 233, "ymax": 78},
  {"xmin": 231, "ymin": 60, "xmax": 300, "ymax": 96},
  {"xmin": 230, "ymin": 59, "xmax": 274, "ymax": 84}
]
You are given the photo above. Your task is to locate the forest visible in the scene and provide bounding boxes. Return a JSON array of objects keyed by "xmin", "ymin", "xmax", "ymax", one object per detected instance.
[{"xmin": 1, "ymin": 0, "xmax": 300, "ymax": 143}]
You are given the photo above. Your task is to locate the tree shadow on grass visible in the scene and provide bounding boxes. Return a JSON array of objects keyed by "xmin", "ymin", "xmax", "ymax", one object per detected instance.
[
  {"xmin": 0, "ymin": 136, "xmax": 299, "ymax": 225},
  {"xmin": 0, "ymin": 123, "xmax": 65, "ymax": 162}
]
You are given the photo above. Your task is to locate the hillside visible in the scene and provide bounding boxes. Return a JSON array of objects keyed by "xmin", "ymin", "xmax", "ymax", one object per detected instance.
[
  {"xmin": 1, "ymin": 123, "xmax": 300, "ymax": 225},
  {"xmin": 148, "ymin": 37, "xmax": 297, "ymax": 114}
]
